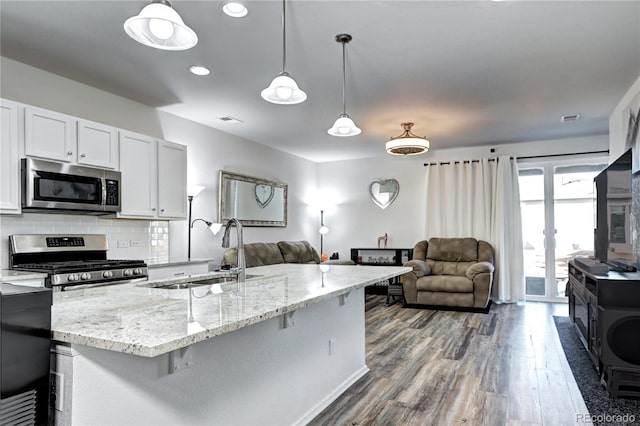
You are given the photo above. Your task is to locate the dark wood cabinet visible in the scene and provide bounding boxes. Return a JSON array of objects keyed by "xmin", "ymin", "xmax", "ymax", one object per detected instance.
[{"xmin": 567, "ymin": 260, "xmax": 640, "ymax": 397}]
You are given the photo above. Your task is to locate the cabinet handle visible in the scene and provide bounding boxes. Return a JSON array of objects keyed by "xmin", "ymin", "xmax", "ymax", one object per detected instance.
[
  {"xmin": 67, "ymin": 151, "xmax": 73, "ymax": 155},
  {"xmin": 160, "ymin": 208, "xmax": 165, "ymax": 212},
  {"xmin": 80, "ymin": 153, "xmax": 86, "ymax": 158},
  {"xmin": 152, "ymin": 208, "xmax": 156, "ymax": 211}
]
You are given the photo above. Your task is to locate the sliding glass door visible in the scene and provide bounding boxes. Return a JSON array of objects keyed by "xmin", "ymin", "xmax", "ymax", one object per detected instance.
[{"xmin": 519, "ymin": 158, "xmax": 607, "ymax": 302}]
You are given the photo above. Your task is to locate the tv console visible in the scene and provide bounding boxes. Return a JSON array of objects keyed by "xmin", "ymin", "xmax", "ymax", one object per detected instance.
[{"xmin": 567, "ymin": 260, "xmax": 640, "ymax": 398}]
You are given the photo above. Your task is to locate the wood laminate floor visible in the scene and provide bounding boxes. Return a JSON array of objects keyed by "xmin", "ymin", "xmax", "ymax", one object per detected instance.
[{"xmin": 310, "ymin": 296, "xmax": 590, "ymax": 426}]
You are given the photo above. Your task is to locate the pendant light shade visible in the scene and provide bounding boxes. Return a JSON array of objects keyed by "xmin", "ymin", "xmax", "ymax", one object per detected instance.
[
  {"xmin": 261, "ymin": 72, "xmax": 307, "ymax": 104},
  {"xmin": 124, "ymin": 0, "xmax": 198, "ymax": 51},
  {"xmin": 328, "ymin": 33, "xmax": 360, "ymax": 137},
  {"xmin": 386, "ymin": 122, "xmax": 430, "ymax": 155},
  {"xmin": 261, "ymin": 0, "xmax": 307, "ymax": 105}
]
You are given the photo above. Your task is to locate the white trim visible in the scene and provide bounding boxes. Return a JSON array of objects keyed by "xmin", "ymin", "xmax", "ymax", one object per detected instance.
[{"xmin": 293, "ymin": 365, "xmax": 370, "ymax": 426}]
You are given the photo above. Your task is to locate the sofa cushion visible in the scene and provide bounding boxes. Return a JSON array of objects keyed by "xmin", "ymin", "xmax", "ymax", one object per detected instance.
[
  {"xmin": 427, "ymin": 260, "xmax": 475, "ymax": 277},
  {"xmin": 223, "ymin": 242, "xmax": 284, "ymax": 267},
  {"xmin": 427, "ymin": 237, "xmax": 478, "ymax": 262},
  {"xmin": 277, "ymin": 241, "xmax": 320, "ymax": 264},
  {"xmin": 416, "ymin": 275, "xmax": 474, "ymax": 293}
]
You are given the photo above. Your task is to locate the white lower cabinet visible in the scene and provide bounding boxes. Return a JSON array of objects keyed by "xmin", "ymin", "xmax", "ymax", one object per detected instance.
[
  {"xmin": 0, "ymin": 99, "xmax": 21, "ymax": 214},
  {"xmin": 118, "ymin": 131, "xmax": 186, "ymax": 219}
]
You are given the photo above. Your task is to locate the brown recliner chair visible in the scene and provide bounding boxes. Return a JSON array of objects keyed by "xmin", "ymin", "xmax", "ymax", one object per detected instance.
[{"xmin": 402, "ymin": 237, "xmax": 494, "ymax": 309}]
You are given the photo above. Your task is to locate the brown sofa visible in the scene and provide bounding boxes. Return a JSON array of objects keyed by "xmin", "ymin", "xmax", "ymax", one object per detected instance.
[
  {"xmin": 402, "ymin": 237, "xmax": 494, "ymax": 309},
  {"xmin": 222, "ymin": 240, "xmax": 354, "ymax": 267}
]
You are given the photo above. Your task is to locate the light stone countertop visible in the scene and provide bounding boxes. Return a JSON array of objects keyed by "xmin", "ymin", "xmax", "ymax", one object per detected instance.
[
  {"xmin": 145, "ymin": 257, "xmax": 213, "ymax": 268},
  {"xmin": 51, "ymin": 264, "xmax": 410, "ymax": 358},
  {"xmin": 0, "ymin": 269, "xmax": 48, "ymax": 281}
]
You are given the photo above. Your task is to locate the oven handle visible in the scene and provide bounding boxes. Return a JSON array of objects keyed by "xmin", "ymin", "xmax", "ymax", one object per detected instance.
[{"xmin": 57, "ymin": 277, "xmax": 147, "ymax": 292}]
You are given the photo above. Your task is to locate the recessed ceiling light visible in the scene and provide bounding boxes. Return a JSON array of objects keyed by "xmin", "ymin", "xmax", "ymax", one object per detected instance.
[
  {"xmin": 222, "ymin": 2, "xmax": 248, "ymax": 18},
  {"xmin": 189, "ymin": 65, "xmax": 210, "ymax": 76}
]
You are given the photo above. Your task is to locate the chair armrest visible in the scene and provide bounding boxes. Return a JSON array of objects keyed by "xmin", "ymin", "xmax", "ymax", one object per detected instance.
[
  {"xmin": 466, "ymin": 261, "xmax": 495, "ymax": 281},
  {"xmin": 321, "ymin": 259, "xmax": 355, "ymax": 265},
  {"xmin": 404, "ymin": 260, "xmax": 430, "ymax": 278}
]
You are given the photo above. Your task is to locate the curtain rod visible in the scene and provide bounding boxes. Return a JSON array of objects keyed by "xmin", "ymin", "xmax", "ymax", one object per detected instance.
[{"xmin": 423, "ymin": 150, "xmax": 609, "ymax": 166}]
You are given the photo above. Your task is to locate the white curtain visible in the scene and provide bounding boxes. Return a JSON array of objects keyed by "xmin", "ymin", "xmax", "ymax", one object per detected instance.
[{"xmin": 424, "ymin": 156, "xmax": 524, "ymax": 303}]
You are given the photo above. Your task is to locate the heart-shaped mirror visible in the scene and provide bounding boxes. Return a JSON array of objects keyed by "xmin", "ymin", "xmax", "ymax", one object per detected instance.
[
  {"xmin": 254, "ymin": 184, "xmax": 275, "ymax": 208},
  {"xmin": 369, "ymin": 178, "xmax": 399, "ymax": 209}
]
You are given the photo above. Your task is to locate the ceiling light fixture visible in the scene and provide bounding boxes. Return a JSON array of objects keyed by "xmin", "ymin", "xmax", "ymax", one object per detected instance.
[
  {"xmin": 328, "ymin": 34, "xmax": 361, "ymax": 137},
  {"xmin": 386, "ymin": 122, "xmax": 430, "ymax": 156},
  {"xmin": 189, "ymin": 65, "xmax": 210, "ymax": 76},
  {"xmin": 260, "ymin": 0, "xmax": 307, "ymax": 105},
  {"xmin": 222, "ymin": 2, "xmax": 248, "ymax": 18},
  {"xmin": 124, "ymin": 0, "xmax": 198, "ymax": 51}
]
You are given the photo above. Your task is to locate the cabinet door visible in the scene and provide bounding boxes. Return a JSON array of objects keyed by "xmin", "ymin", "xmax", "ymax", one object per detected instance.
[
  {"xmin": 25, "ymin": 106, "xmax": 76, "ymax": 162},
  {"xmin": 157, "ymin": 140, "xmax": 187, "ymax": 219},
  {"xmin": 118, "ymin": 131, "xmax": 157, "ymax": 218},
  {"xmin": 77, "ymin": 119, "xmax": 118, "ymax": 169},
  {"xmin": 0, "ymin": 99, "xmax": 21, "ymax": 214}
]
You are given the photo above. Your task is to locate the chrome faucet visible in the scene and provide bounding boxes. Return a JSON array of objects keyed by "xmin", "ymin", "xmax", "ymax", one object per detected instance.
[{"xmin": 221, "ymin": 218, "xmax": 245, "ymax": 284}]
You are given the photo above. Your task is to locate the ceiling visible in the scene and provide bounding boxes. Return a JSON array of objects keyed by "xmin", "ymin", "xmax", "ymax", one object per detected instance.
[{"xmin": 1, "ymin": 1, "xmax": 639, "ymax": 163}]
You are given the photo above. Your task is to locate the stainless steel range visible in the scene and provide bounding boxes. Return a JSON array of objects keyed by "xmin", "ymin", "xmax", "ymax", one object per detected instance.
[{"xmin": 9, "ymin": 234, "xmax": 148, "ymax": 291}]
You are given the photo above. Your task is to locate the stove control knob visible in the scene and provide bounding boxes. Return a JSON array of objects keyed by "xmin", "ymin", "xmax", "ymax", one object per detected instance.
[
  {"xmin": 102, "ymin": 271, "xmax": 114, "ymax": 279},
  {"xmin": 68, "ymin": 274, "xmax": 79, "ymax": 282},
  {"xmin": 80, "ymin": 273, "xmax": 91, "ymax": 281},
  {"xmin": 133, "ymin": 268, "xmax": 143, "ymax": 276},
  {"xmin": 123, "ymin": 269, "xmax": 133, "ymax": 277}
]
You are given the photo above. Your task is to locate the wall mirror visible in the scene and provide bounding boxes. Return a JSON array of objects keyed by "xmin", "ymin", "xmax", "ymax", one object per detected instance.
[
  {"xmin": 369, "ymin": 178, "xmax": 399, "ymax": 209},
  {"xmin": 218, "ymin": 171, "xmax": 288, "ymax": 227}
]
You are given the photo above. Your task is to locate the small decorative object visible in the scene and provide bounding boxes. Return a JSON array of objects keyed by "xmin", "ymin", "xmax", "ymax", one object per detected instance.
[
  {"xmin": 330, "ymin": 252, "xmax": 339, "ymax": 260},
  {"xmin": 321, "ymin": 252, "xmax": 329, "ymax": 262},
  {"xmin": 377, "ymin": 232, "xmax": 388, "ymax": 249},
  {"xmin": 254, "ymin": 184, "xmax": 275, "ymax": 208},
  {"xmin": 369, "ymin": 178, "xmax": 399, "ymax": 209}
]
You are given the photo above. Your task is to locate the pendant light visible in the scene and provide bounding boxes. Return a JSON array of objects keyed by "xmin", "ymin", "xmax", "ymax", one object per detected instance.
[
  {"xmin": 124, "ymin": 0, "xmax": 198, "ymax": 51},
  {"xmin": 328, "ymin": 34, "xmax": 361, "ymax": 137},
  {"xmin": 261, "ymin": 0, "xmax": 307, "ymax": 104},
  {"xmin": 386, "ymin": 122, "xmax": 430, "ymax": 155}
]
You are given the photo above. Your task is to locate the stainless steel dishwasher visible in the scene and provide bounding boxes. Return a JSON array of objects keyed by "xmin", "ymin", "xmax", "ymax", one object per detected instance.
[{"xmin": 1, "ymin": 283, "xmax": 52, "ymax": 426}]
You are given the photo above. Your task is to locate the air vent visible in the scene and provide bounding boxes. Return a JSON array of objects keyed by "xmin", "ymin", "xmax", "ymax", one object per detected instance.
[
  {"xmin": 561, "ymin": 114, "xmax": 581, "ymax": 123},
  {"xmin": 218, "ymin": 116, "xmax": 244, "ymax": 124}
]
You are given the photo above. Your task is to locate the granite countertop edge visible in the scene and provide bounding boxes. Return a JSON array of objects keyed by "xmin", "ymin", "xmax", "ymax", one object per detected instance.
[{"xmin": 52, "ymin": 265, "xmax": 411, "ymax": 358}]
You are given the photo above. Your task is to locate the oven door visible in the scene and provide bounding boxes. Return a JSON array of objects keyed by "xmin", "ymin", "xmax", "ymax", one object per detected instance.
[{"xmin": 22, "ymin": 158, "xmax": 120, "ymax": 213}]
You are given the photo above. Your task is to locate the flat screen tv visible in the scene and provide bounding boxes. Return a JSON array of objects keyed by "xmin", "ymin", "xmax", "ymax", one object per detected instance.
[{"xmin": 594, "ymin": 149, "xmax": 635, "ymax": 270}]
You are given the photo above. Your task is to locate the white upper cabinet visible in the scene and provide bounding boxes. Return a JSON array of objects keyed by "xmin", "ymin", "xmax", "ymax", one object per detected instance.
[
  {"xmin": 24, "ymin": 106, "xmax": 76, "ymax": 163},
  {"xmin": 119, "ymin": 132, "xmax": 187, "ymax": 220},
  {"xmin": 25, "ymin": 106, "xmax": 118, "ymax": 169},
  {"xmin": 77, "ymin": 119, "xmax": 119, "ymax": 169},
  {"xmin": 157, "ymin": 140, "xmax": 187, "ymax": 219},
  {"xmin": 1, "ymin": 99, "xmax": 21, "ymax": 214},
  {"xmin": 119, "ymin": 131, "xmax": 157, "ymax": 218}
]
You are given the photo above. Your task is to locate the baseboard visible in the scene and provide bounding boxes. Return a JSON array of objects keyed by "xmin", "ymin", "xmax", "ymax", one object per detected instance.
[
  {"xmin": 404, "ymin": 300, "xmax": 492, "ymax": 314},
  {"xmin": 293, "ymin": 365, "xmax": 370, "ymax": 425}
]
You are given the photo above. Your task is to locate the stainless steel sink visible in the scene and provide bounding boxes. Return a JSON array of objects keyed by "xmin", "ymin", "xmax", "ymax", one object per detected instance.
[{"xmin": 138, "ymin": 274, "xmax": 262, "ymax": 290}]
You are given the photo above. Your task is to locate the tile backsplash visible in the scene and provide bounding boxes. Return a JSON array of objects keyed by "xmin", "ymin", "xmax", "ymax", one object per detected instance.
[{"xmin": 0, "ymin": 213, "xmax": 169, "ymax": 268}]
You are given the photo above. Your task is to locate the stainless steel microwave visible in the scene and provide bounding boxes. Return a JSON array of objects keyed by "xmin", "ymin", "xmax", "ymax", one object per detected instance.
[{"xmin": 22, "ymin": 158, "xmax": 121, "ymax": 214}]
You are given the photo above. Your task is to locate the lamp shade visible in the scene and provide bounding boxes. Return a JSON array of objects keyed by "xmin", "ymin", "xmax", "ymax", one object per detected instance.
[
  {"xmin": 386, "ymin": 122, "xmax": 430, "ymax": 156},
  {"xmin": 187, "ymin": 185, "xmax": 206, "ymax": 198},
  {"xmin": 261, "ymin": 72, "xmax": 307, "ymax": 105},
  {"xmin": 124, "ymin": 0, "xmax": 198, "ymax": 51},
  {"xmin": 319, "ymin": 225, "xmax": 330, "ymax": 235},
  {"xmin": 328, "ymin": 114, "xmax": 361, "ymax": 137}
]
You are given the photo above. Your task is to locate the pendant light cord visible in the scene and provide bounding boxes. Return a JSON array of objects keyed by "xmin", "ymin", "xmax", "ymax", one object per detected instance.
[
  {"xmin": 341, "ymin": 40, "xmax": 347, "ymax": 115},
  {"xmin": 281, "ymin": 0, "xmax": 287, "ymax": 73}
]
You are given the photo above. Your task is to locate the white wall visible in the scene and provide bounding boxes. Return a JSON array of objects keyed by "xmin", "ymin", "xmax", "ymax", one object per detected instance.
[
  {"xmin": 317, "ymin": 135, "xmax": 609, "ymax": 260},
  {"xmin": 0, "ymin": 57, "xmax": 318, "ymax": 266},
  {"xmin": 609, "ymin": 74, "xmax": 640, "ymax": 161}
]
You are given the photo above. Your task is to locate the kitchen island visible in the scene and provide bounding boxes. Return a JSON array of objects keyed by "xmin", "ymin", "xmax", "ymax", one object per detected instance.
[{"xmin": 51, "ymin": 263, "xmax": 410, "ymax": 425}]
